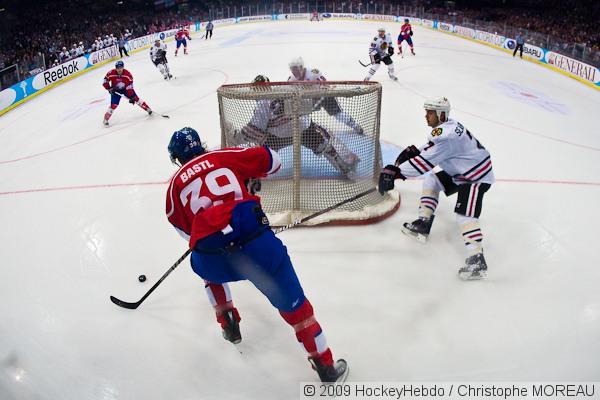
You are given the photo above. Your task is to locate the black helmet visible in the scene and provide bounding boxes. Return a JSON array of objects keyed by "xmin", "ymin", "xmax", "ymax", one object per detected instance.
[{"xmin": 252, "ymin": 75, "xmax": 270, "ymax": 83}]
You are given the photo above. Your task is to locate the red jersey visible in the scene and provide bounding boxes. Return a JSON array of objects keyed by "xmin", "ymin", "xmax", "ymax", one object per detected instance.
[
  {"xmin": 102, "ymin": 68, "xmax": 134, "ymax": 91},
  {"xmin": 176, "ymin": 29, "xmax": 191, "ymax": 40},
  {"xmin": 400, "ymin": 23, "xmax": 412, "ymax": 38},
  {"xmin": 166, "ymin": 146, "xmax": 281, "ymax": 247}
]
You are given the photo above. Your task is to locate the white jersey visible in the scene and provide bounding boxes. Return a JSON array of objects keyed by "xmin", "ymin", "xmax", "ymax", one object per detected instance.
[
  {"xmin": 287, "ymin": 66, "xmax": 326, "ymax": 82},
  {"xmin": 248, "ymin": 99, "xmax": 311, "ymax": 138},
  {"xmin": 150, "ymin": 42, "xmax": 168, "ymax": 62},
  {"xmin": 399, "ymin": 118, "xmax": 495, "ymax": 185},
  {"xmin": 369, "ymin": 33, "xmax": 393, "ymax": 57}
]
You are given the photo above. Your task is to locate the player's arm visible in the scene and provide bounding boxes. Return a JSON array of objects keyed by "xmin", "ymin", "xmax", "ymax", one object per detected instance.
[
  {"xmin": 241, "ymin": 100, "xmax": 271, "ymax": 143},
  {"xmin": 102, "ymin": 73, "xmax": 111, "ymax": 90},
  {"xmin": 165, "ymin": 179, "xmax": 191, "ymax": 241}
]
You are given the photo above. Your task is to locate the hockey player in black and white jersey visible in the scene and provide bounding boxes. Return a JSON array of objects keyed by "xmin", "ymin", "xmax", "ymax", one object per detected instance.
[
  {"xmin": 150, "ymin": 39, "xmax": 173, "ymax": 80},
  {"xmin": 378, "ymin": 97, "xmax": 494, "ymax": 280},
  {"xmin": 364, "ymin": 28, "xmax": 398, "ymax": 81},
  {"xmin": 288, "ymin": 57, "xmax": 364, "ymax": 136},
  {"xmin": 234, "ymin": 75, "xmax": 359, "ymax": 178}
]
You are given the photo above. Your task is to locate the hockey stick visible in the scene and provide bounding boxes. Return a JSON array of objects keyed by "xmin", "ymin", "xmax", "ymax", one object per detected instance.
[
  {"xmin": 110, "ymin": 187, "xmax": 377, "ymax": 309},
  {"xmin": 272, "ymin": 187, "xmax": 377, "ymax": 234},
  {"xmin": 110, "ymin": 248, "xmax": 192, "ymax": 309},
  {"xmin": 358, "ymin": 59, "xmax": 373, "ymax": 67},
  {"xmin": 113, "ymin": 91, "xmax": 170, "ymax": 118}
]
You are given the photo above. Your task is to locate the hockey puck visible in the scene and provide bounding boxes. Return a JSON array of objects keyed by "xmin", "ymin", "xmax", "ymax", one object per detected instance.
[{"xmin": 138, "ymin": 275, "xmax": 147, "ymax": 282}]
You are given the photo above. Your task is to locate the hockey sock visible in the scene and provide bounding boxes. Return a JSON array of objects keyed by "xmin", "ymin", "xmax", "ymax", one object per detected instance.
[
  {"xmin": 137, "ymin": 101, "xmax": 150, "ymax": 112},
  {"xmin": 457, "ymin": 214, "xmax": 483, "ymax": 255},
  {"xmin": 280, "ymin": 298, "xmax": 333, "ymax": 366},
  {"xmin": 365, "ymin": 63, "xmax": 380, "ymax": 80},
  {"xmin": 104, "ymin": 104, "xmax": 117, "ymax": 121},
  {"xmin": 205, "ymin": 281, "xmax": 240, "ymax": 328},
  {"xmin": 418, "ymin": 188, "xmax": 439, "ymax": 219}
]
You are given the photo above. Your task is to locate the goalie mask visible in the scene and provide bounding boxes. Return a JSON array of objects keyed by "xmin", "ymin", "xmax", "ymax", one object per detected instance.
[{"xmin": 168, "ymin": 127, "xmax": 206, "ymax": 166}]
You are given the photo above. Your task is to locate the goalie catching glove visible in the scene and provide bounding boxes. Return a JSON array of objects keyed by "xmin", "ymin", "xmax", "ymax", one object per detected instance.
[{"xmin": 378, "ymin": 165, "xmax": 406, "ymax": 195}]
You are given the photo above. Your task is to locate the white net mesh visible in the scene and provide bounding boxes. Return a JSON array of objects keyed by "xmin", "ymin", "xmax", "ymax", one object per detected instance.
[{"xmin": 218, "ymin": 81, "xmax": 399, "ymax": 226}]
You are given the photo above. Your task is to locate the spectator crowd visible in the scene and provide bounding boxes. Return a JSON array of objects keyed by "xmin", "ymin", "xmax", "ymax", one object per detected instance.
[{"xmin": 1, "ymin": 0, "xmax": 598, "ymax": 88}]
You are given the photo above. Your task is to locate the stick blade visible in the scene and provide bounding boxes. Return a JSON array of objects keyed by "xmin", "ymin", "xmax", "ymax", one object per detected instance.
[{"xmin": 110, "ymin": 295, "xmax": 140, "ymax": 309}]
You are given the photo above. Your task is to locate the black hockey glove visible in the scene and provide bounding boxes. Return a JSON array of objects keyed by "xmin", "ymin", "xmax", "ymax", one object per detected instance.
[
  {"xmin": 107, "ymin": 88, "xmax": 115, "ymax": 95},
  {"xmin": 394, "ymin": 145, "xmax": 420, "ymax": 166},
  {"xmin": 409, "ymin": 30, "xmax": 414, "ymax": 36},
  {"xmin": 378, "ymin": 165, "xmax": 406, "ymax": 195},
  {"xmin": 371, "ymin": 53, "xmax": 381, "ymax": 64},
  {"xmin": 388, "ymin": 46, "xmax": 394, "ymax": 56},
  {"xmin": 128, "ymin": 97, "xmax": 135, "ymax": 104},
  {"xmin": 246, "ymin": 178, "xmax": 261, "ymax": 194}
]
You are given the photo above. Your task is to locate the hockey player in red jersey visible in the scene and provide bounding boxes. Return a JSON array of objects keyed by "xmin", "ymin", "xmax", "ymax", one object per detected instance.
[
  {"xmin": 174, "ymin": 26, "xmax": 192, "ymax": 56},
  {"xmin": 397, "ymin": 18, "xmax": 415, "ymax": 56},
  {"xmin": 102, "ymin": 61, "xmax": 152, "ymax": 126},
  {"xmin": 166, "ymin": 127, "xmax": 349, "ymax": 383}
]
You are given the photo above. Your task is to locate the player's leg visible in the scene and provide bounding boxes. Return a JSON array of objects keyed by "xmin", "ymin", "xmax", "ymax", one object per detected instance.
[
  {"xmin": 321, "ymin": 98, "xmax": 363, "ymax": 135},
  {"xmin": 175, "ymin": 40, "xmax": 181, "ymax": 55},
  {"xmin": 204, "ymin": 281, "xmax": 241, "ymax": 343},
  {"xmin": 398, "ymin": 37, "xmax": 404, "ymax": 57},
  {"xmin": 241, "ymin": 227, "xmax": 348, "ymax": 383},
  {"xmin": 103, "ymin": 92, "xmax": 122, "ymax": 125},
  {"xmin": 407, "ymin": 37, "xmax": 415, "ymax": 55},
  {"xmin": 455, "ymin": 183, "xmax": 491, "ymax": 280},
  {"xmin": 127, "ymin": 90, "xmax": 152, "ymax": 115},
  {"xmin": 364, "ymin": 60, "xmax": 381, "ymax": 81},
  {"xmin": 156, "ymin": 61, "xmax": 167, "ymax": 79},
  {"xmin": 402, "ymin": 171, "xmax": 457, "ymax": 242},
  {"xmin": 383, "ymin": 56, "xmax": 397, "ymax": 81},
  {"xmin": 182, "ymin": 39, "xmax": 188, "ymax": 55},
  {"xmin": 163, "ymin": 62, "xmax": 172, "ymax": 79}
]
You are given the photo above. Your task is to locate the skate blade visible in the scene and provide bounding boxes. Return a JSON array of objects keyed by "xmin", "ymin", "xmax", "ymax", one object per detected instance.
[
  {"xmin": 400, "ymin": 226, "xmax": 428, "ymax": 243},
  {"xmin": 458, "ymin": 270, "xmax": 487, "ymax": 281}
]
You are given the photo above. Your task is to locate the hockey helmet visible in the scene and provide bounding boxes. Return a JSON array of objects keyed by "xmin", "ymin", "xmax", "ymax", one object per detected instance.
[
  {"xmin": 115, "ymin": 60, "xmax": 125, "ymax": 69},
  {"xmin": 424, "ymin": 97, "xmax": 451, "ymax": 119},
  {"xmin": 404, "ymin": 18, "xmax": 409, "ymax": 23},
  {"xmin": 168, "ymin": 127, "xmax": 206, "ymax": 165},
  {"xmin": 377, "ymin": 27, "xmax": 386, "ymax": 32},
  {"xmin": 252, "ymin": 75, "xmax": 270, "ymax": 83},
  {"xmin": 289, "ymin": 57, "xmax": 304, "ymax": 69}
]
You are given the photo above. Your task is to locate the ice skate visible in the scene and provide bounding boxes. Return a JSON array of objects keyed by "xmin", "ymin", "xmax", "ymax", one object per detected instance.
[
  {"xmin": 221, "ymin": 310, "xmax": 242, "ymax": 344},
  {"xmin": 388, "ymin": 72, "xmax": 398, "ymax": 81},
  {"xmin": 103, "ymin": 119, "xmax": 109, "ymax": 126},
  {"xmin": 147, "ymin": 109, "xmax": 153, "ymax": 116},
  {"xmin": 458, "ymin": 252, "xmax": 488, "ymax": 280},
  {"xmin": 401, "ymin": 215, "xmax": 434, "ymax": 243},
  {"xmin": 310, "ymin": 358, "xmax": 349, "ymax": 383}
]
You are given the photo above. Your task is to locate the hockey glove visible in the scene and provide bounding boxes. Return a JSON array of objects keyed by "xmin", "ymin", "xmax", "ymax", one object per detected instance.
[
  {"xmin": 409, "ymin": 31, "xmax": 414, "ymax": 36},
  {"xmin": 388, "ymin": 46, "xmax": 394, "ymax": 56},
  {"xmin": 107, "ymin": 88, "xmax": 115, "ymax": 95},
  {"xmin": 128, "ymin": 97, "xmax": 135, "ymax": 104},
  {"xmin": 394, "ymin": 145, "xmax": 420, "ymax": 166},
  {"xmin": 378, "ymin": 165, "xmax": 406, "ymax": 195},
  {"xmin": 246, "ymin": 178, "xmax": 261, "ymax": 194},
  {"xmin": 370, "ymin": 53, "xmax": 381, "ymax": 64}
]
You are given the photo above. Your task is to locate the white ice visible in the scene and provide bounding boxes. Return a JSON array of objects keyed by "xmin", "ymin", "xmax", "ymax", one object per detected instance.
[{"xmin": 1, "ymin": 20, "xmax": 599, "ymax": 400}]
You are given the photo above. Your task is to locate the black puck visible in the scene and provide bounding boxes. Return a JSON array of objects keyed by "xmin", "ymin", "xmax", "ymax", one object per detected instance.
[{"xmin": 138, "ymin": 275, "xmax": 147, "ymax": 282}]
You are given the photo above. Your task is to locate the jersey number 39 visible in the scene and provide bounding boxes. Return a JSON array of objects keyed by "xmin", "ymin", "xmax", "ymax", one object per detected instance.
[{"xmin": 180, "ymin": 168, "xmax": 243, "ymax": 214}]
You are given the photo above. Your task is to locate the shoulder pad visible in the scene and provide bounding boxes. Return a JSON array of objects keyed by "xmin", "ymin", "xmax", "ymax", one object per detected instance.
[{"xmin": 431, "ymin": 127, "xmax": 443, "ymax": 137}]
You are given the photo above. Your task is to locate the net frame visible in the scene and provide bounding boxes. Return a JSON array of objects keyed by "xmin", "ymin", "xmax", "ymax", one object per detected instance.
[{"xmin": 217, "ymin": 80, "xmax": 400, "ymax": 226}]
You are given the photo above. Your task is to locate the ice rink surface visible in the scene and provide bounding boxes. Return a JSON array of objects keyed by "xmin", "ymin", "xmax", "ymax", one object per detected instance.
[{"xmin": 1, "ymin": 20, "xmax": 599, "ymax": 400}]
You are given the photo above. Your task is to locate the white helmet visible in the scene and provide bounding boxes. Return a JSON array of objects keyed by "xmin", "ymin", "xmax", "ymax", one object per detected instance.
[
  {"xmin": 424, "ymin": 97, "xmax": 451, "ymax": 119},
  {"xmin": 378, "ymin": 27, "xmax": 385, "ymax": 32},
  {"xmin": 289, "ymin": 57, "xmax": 304, "ymax": 69}
]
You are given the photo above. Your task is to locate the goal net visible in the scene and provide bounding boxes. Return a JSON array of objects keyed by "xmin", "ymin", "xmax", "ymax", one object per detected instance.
[{"xmin": 217, "ymin": 81, "xmax": 400, "ymax": 226}]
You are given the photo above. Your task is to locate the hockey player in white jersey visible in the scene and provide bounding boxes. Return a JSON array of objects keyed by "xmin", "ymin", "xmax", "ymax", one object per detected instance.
[
  {"xmin": 150, "ymin": 39, "xmax": 173, "ymax": 80},
  {"xmin": 235, "ymin": 75, "xmax": 359, "ymax": 178},
  {"xmin": 378, "ymin": 97, "xmax": 494, "ymax": 280},
  {"xmin": 364, "ymin": 28, "xmax": 398, "ymax": 81},
  {"xmin": 288, "ymin": 57, "xmax": 364, "ymax": 136}
]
